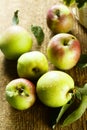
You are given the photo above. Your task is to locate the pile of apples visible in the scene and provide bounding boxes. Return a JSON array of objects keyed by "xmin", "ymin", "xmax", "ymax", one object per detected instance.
[{"xmin": 0, "ymin": 3, "xmax": 81, "ymax": 114}]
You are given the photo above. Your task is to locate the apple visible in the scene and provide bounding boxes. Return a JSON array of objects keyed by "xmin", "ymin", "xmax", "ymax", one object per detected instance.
[
  {"xmin": 0, "ymin": 25, "xmax": 33, "ymax": 60},
  {"xmin": 46, "ymin": 4, "xmax": 74, "ymax": 34},
  {"xmin": 36, "ymin": 70, "xmax": 74, "ymax": 107},
  {"xmin": 47, "ymin": 33, "xmax": 81, "ymax": 70},
  {"xmin": 17, "ymin": 51, "xmax": 49, "ymax": 81},
  {"xmin": 5, "ymin": 78, "xmax": 36, "ymax": 110}
]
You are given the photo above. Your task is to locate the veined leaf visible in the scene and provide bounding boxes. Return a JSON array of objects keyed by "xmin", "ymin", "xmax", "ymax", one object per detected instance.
[{"xmin": 31, "ymin": 25, "xmax": 44, "ymax": 45}]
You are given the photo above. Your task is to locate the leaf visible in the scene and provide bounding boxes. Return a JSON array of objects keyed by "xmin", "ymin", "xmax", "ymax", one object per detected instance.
[
  {"xmin": 56, "ymin": 100, "xmax": 74, "ymax": 123},
  {"xmin": 76, "ymin": 54, "xmax": 87, "ymax": 68},
  {"xmin": 75, "ymin": 90, "xmax": 82, "ymax": 100},
  {"xmin": 63, "ymin": 0, "xmax": 75, "ymax": 6},
  {"xmin": 31, "ymin": 25, "xmax": 44, "ymax": 45},
  {"xmin": 12, "ymin": 10, "xmax": 19, "ymax": 25},
  {"xmin": 63, "ymin": 0, "xmax": 87, "ymax": 8},
  {"xmin": 49, "ymin": 84, "xmax": 87, "ymax": 128},
  {"xmin": 51, "ymin": 99, "xmax": 74, "ymax": 129},
  {"xmin": 62, "ymin": 95, "xmax": 87, "ymax": 127},
  {"xmin": 76, "ymin": 0, "xmax": 87, "ymax": 8},
  {"xmin": 76, "ymin": 83, "xmax": 87, "ymax": 95}
]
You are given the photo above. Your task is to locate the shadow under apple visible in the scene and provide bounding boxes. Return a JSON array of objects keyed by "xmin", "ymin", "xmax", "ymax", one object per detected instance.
[{"xmin": 3, "ymin": 58, "xmax": 18, "ymax": 79}]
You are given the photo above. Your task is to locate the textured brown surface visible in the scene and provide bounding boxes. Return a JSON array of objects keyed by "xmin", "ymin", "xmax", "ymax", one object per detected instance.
[{"xmin": 0, "ymin": 0, "xmax": 87, "ymax": 130}]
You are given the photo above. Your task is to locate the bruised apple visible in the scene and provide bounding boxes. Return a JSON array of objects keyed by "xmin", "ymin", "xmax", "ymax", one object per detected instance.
[
  {"xmin": 0, "ymin": 25, "xmax": 33, "ymax": 60},
  {"xmin": 36, "ymin": 70, "xmax": 74, "ymax": 107},
  {"xmin": 47, "ymin": 33, "xmax": 81, "ymax": 70},
  {"xmin": 46, "ymin": 4, "xmax": 74, "ymax": 34},
  {"xmin": 5, "ymin": 78, "xmax": 36, "ymax": 110}
]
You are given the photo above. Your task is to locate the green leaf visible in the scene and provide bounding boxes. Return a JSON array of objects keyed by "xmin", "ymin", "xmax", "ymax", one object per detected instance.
[
  {"xmin": 75, "ymin": 90, "xmax": 82, "ymax": 100},
  {"xmin": 56, "ymin": 100, "xmax": 74, "ymax": 123},
  {"xmin": 76, "ymin": 83, "xmax": 87, "ymax": 95},
  {"xmin": 76, "ymin": 54, "xmax": 87, "ymax": 68},
  {"xmin": 51, "ymin": 99, "xmax": 74, "ymax": 129},
  {"xmin": 49, "ymin": 84, "xmax": 87, "ymax": 128},
  {"xmin": 62, "ymin": 95, "xmax": 87, "ymax": 127},
  {"xmin": 76, "ymin": 0, "xmax": 87, "ymax": 8},
  {"xmin": 63, "ymin": 0, "xmax": 87, "ymax": 8},
  {"xmin": 31, "ymin": 25, "xmax": 44, "ymax": 45},
  {"xmin": 12, "ymin": 10, "xmax": 19, "ymax": 25},
  {"xmin": 63, "ymin": 0, "xmax": 75, "ymax": 6}
]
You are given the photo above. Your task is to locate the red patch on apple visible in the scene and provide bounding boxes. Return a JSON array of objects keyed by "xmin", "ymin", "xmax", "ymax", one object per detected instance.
[{"xmin": 49, "ymin": 40, "xmax": 64, "ymax": 57}]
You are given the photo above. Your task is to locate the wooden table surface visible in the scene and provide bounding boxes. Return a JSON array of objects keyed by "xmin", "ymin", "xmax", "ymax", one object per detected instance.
[{"xmin": 0, "ymin": 0, "xmax": 87, "ymax": 130}]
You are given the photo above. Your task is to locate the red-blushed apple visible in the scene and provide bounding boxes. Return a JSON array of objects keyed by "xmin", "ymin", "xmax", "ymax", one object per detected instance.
[
  {"xmin": 47, "ymin": 33, "xmax": 81, "ymax": 70},
  {"xmin": 17, "ymin": 51, "xmax": 49, "ymax": 81},
  {"xmin": 0, "ymin": 25, "xmax": 33, "ymax": 60},
  {"xmin": 5, "ymin": 78, "xmax": 36, "ymax": 110},
  {"xmin": 46, "ymin": 4, "xmax": 74, "ymax": 34},
  {"xmin": 36, "ymin": 70, "xmax": 74, "ymax": 107}
]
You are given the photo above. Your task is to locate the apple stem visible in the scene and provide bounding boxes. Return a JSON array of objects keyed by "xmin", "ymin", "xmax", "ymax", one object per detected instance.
[
  {"xmin": 68, "ymin": 89, "xmax": 74, "ymax": 94},
  {"xmin": 67, "ymin": 88, "xmax": 77, "ymax": 100},
  {"xmin": 62, "ymin": 39, "xmax": 69, "ymax": 46}
]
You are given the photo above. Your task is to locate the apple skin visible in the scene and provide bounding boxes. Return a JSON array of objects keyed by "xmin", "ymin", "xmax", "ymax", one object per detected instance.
[
  {"xmin": 0, "ymin": 25, "xmax": 33, "ymax": 60},
  {"xmin": 47, "ymin": 33, "xmax": 81, "ymax": 70},
  {"xmin": 36, "ymin": 70, "xmax": 74, "ymax": 107},
  {"xmin": 46, "ymin": 4, "xmax": 74, "ymax": 34},
  {"xmin": 5, "ymin": 78, "xmax": 36, "ymax": 110},
  {"xmin": 17, "ymin": 51, "xmax": 49, "ymax": 81}
]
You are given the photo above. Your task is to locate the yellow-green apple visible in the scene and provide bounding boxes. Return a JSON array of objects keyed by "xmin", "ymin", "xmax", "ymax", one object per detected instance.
[
  {"xmin": 5, "ymin": 78, "xmax": 36, "ymax": 110},
  {"xmin": 46, "ymin": 4, "xmax": 74, "ymax": 34},
  {"xmin": 36, "ymin": 70, "xmax": 74, "ymax": 107},
  {"xmin": 0, "ymin": 25, "xmax": 33, "ymax": 60},
  {"xmin": 17, "ymin": 51, "xmax": 49, "ymax": 81},
  {"xmin": 47, "ymin": 33, "xmax": 81, "ymax": 70}
]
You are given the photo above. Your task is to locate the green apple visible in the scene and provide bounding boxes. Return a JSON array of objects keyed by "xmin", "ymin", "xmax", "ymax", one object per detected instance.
[
  {"xmin": 36, "ymin": 70, "xmax": 74, "ymax": 107},
  {"xmin": 5, "ymin": 78, "xmax": 36, "ymax": 110},
  {"xmin": 46, "ymin": 4, "xmax": 74, "ymax": 34},
  {"xmin": 0, "ymin": 25, "xmax": 33, "ymax": 60},
  {"xmin": 17, "ymin": 51, "xmax": 49, "ymax": 80},
  {"xmin": 47, "ymin": 33, "xmax": 81, "ymax": 70}
]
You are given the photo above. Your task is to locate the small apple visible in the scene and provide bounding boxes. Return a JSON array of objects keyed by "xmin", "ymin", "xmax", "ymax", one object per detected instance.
[
  {"xmin": 46, "ymin": 4, "xmax": 74, "ymax": 34},
  {"xmin": 0, "ymin": 25, "xmax": 33, "ymax": 60},
  {"xmin": 17, "ymin": 51, "xmax": 49, "ymax": 80},
  {"xmin": 36, "ymin": 70, "xmax": 74, "ymax": 107},
  {"xmin": 5, "ymin": 78, "xmax": 36, "ymax": 110},
  {"xmin": 47, "ymin": 33, "xmax": 81, "ymax": 70}
]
